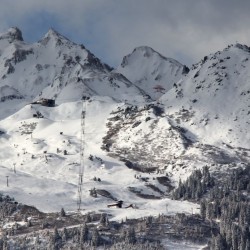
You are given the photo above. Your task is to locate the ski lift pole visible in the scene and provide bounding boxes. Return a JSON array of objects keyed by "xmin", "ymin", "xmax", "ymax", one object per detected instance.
[
  {"xmin": 77, "ymin": 100, "xmax": 86, "ymax": 211},
  {"xmin": 6, "ymin": 176, "xmax": 9, "ymax": 187}
]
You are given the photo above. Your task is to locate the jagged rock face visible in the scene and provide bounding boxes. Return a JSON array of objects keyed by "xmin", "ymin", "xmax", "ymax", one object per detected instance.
[
  {"xmin": 0, "ymin": 27, "xmax": 23, "ymax": 43},
  {"xmin": 102, "ymin": 103, "xmax": 250, "ymax": 181},
  {"xmin": 116, "ymin": 46, "xmax": 189, "ymax": 100},
  {"xmin": 0, "ymin": 28, "xmax": 149, "ymax": 105}
]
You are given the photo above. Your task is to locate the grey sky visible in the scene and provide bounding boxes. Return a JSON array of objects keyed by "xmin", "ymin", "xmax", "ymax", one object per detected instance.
[{"xmin": 0, "ymin": 0, "xmax": 250, "ymax": 67}]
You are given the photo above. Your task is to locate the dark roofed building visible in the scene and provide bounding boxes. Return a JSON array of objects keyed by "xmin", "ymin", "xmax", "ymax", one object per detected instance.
[{"xmin": 31, "ymin": 98, "xmax": 55, "ymax": 107}]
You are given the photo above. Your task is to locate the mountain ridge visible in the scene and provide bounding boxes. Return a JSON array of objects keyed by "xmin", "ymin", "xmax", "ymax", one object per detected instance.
[
  {"xmin": 0, "ymin": 27, "xmax": 150, "ymax": 109},
  {"xmin": 160, "ymin": 42, "xmax": 250, "ymax": 148}
]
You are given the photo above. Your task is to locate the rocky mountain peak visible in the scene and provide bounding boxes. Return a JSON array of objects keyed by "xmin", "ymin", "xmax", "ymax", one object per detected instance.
[
  {"xmin": 229, "ymin": 43, "xmax": 250, "ymax": 54},
  {"xmin": 44, "ymin": 28, "xmax": 66, "ymax": 39},
  {"xmin": 0, "ymin": 27, "xmax": 23, "ymax": 42},
  {"xmin": 0, "ymin": 27, "xmax": 150, "ymax": 104},
  {"xmin": 190, "ymin": 42, "xmax": 250, "ymax": 74},
  {"xmin": 222, "ymin": 43, "xmax": 250, "ymax": 52},
  {"xmin": 121, "ymin": 46, "xmax": 184, "ymax": 68},
  {"xmin": 117, "ymin": 46, "xmax": 188, "ymax": 100},
  {"xmin": 132, "ymin": 46, "xmax": 158, "ymax": 57},
  {"xmin": 39, "ymin": 28, "xmax": 72, "ymax": 47}
]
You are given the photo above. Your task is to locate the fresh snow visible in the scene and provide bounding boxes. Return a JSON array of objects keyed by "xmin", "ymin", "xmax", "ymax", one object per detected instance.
[
  {"xmin": 0, "ymin": 98, "xmax": 199, "ymax": 221},
  {"xmin": 116, "ymin": 46, "xmax": 188, "ymax": 100},
  {"xmin": 0, "ymin": 27, "xmax": 249, "ymax": 238},
  {"xmin": 162, "ymin": 239, "xmax": 207, "ymax": 250},
  {"xmin": 0, "ymin": 27, "xmax": 149, "ymax": 105},
  {"xmin": 161, "ymin": 43, "xmax": 250, "ymax": 148}
]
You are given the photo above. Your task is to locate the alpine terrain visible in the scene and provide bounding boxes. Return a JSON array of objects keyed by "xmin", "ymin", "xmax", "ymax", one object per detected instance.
[{"xmin": 0, "ymin": 27, "xmax": 249, "ymax": 249}]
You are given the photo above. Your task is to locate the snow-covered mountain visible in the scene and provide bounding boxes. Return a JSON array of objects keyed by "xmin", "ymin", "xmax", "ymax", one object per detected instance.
[
  {"xmin": 0, "ymin": 27, "xmax": 249, "ymax": 228},
  {"xmin": 161, "ymin": 43, "xmax": 250, "ymax": 148},
  {"xmin": 104, "ymin": 43, "xmax": 250, "ymax": 183},
  {"xmin": 0, "ymin": 27, "xmax": 149, "ymax": 107},
  {"xmin": 116, "ymin": 46, "xmax": 189, "ymax": 100}
]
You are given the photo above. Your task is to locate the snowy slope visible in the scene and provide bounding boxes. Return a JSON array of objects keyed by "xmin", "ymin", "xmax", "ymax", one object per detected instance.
[
  {"xmin": 161, "ymin": 43, "xmax": 250, "ymax": 148},
  {"xmin": 0, "ymin": 97, "xmax": 199, "ymax": 220},
  {"xmin": 116, "ymin": 46, "xmax": 189, "ymax": 99},
  {"xmin": 0, "ymin": 26, "xmax": 249, "ymax": 225},
  {"xmin": 101, "ymin": 44, "xmax": 250, "ymax": 186},
  {"xmin": 101, "ymin": 102, "xmax": 249, "ymax": 186}
]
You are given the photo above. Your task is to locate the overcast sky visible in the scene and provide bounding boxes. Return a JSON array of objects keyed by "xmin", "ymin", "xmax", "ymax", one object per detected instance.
[{"xmin": 0, "ymin": 0, "xmax": 250, "ymax": 67}]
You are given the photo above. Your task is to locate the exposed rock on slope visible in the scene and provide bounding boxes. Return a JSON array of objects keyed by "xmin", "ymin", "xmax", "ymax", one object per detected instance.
[{"xmin": 102, "ymin": 103, "xmax": 250, "ymax": 182}]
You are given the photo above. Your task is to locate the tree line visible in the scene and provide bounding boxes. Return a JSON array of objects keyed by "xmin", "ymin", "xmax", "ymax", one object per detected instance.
[{"xmin": 171, "ymin": 165, "xmax": 250, "ymax": 250}]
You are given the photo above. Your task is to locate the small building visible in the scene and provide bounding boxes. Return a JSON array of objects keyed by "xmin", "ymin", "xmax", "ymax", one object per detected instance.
[
  {"xmin": 107, "ymin": 200, "xmax": 123, "ymax": 208},
  {"xmin": 31, "ymin": 98, "xmax": 55, "ymax": 107},
  {"xmin": 41, "ymin": 98, "xmax": 55, "ymax": 107}
]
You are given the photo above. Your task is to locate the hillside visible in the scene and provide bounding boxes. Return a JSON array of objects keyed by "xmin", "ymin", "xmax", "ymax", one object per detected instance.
[
  {"xmin": 161, "ymin": 43, "xmax": 250, "ymax": 148},
  {"xmin": 104, "ymin": 44, "xmax": 250, "ymax": 183},
  {"xmin": 0, "ymin": 27, "xmax": 249, "ymax": 249}
]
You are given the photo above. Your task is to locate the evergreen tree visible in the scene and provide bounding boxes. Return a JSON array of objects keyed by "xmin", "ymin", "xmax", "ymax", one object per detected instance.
[
  {"xmin": 125, "ymin": 227, "xmax": 136, "ymax": 244},
  {"xmin": 91, "ymin": 227, "xmax": 100, "ymax": 247},
  {"xmin": 100, "ymin": 213, "xmax": 107, "ymax": 226},
  {"xmin": 245, "ymin": 239, "xmax": 250, "ymax": 250},
  {"xmin": 49, "ymin": 227, "xmax": 62, "ymax": 250},
  {"xmin": 200, "ymin": 199, "xmax": 206, "ymax": 220},
  {"xmin": 80, "ymin": 223, "xmax": 89, "ymax": 247},
  {"xmin": 60, "ymin": 207, "xmax": 66, "ymax": 217},
  {"xmin": 214, "ymin": 233, "xmax": 225, "ymax": 250},
  {"xmin": 120, "ymin": 227, "xmax": 127, "ymax": 241},
  {"xmin": 0, "ymin": 238, "xmax": 3, "ymax": 250},
  {"xmin": 85, "ymin": 213, "xmax": 91, "ymax": 223},
  {"xmin": 61, "ymin": 227, "xmax": 68, "ymax": 243}
]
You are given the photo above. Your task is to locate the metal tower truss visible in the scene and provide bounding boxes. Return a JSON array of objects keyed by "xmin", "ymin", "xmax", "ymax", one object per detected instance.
[{"xmin": 77, "ymin": 101, "xmax": 86, "ymax": 211}]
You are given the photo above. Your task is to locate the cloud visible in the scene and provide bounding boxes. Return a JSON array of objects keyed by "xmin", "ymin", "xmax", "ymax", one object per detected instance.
[{"xmin": 0, "ymin": 0, "xmax": 250, "ymax": 67}]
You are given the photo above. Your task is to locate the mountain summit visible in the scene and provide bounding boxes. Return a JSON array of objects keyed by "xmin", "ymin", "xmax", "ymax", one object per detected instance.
[
  {"xmin": 116, "ymin": 46, "xmax": 189, "ymax": 100},
  {"xmin": 38, "ymin": 28, "xmax": 73, "ymax": 47},
  {"xmin": 161, "ymin": 43, "xmax": 250, "ymax": 148},
  {"xmin": 0, "ymin": 27, "xmax": 23, "ymax": 42},
  {"xmin": 0, "ymin": 27, "xmax": 149, "ymax": 110}
]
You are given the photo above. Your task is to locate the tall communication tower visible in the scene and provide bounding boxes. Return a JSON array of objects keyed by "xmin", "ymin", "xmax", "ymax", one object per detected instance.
[{"xmin": 77, "ymin": 101, "xmax": 86, "ymax": 211}]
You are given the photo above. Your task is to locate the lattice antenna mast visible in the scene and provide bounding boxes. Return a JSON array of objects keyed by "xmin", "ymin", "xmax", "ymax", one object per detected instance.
[{"xmin": 77, "ymin": 101, "xmax": 86, "ymax": 211}]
